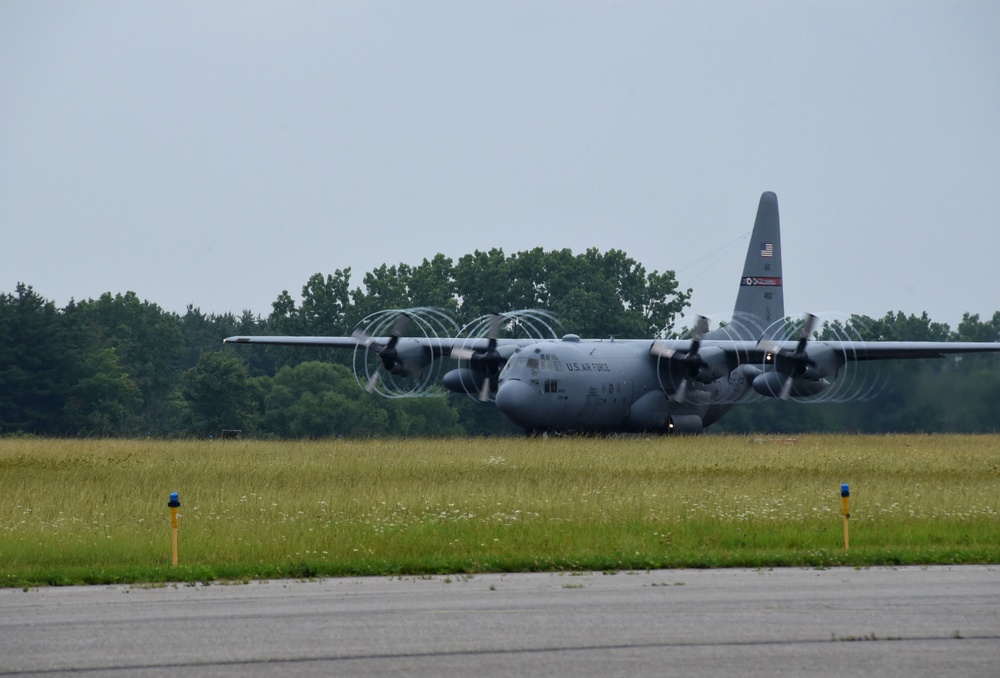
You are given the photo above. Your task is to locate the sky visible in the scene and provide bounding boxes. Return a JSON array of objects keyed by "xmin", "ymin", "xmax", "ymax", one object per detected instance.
[{"xmin": 2, "ymin": 1, "xmax": 998, "ymax": 332}]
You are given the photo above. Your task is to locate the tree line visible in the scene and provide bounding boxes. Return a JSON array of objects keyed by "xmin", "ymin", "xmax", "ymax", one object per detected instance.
[{"xmin": 2, "ymin": 248, "xmax": 999, "ymax": 437}]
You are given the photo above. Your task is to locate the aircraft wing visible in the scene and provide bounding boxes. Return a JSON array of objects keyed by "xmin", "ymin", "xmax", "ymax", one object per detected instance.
[
  {"xmin": 226, "ymin": 336, "xmax": 1000, "ymax": 359},
  {"xmin": 222, "ymin": 335, "xmax": 537, "ymax": 355},
  {"xmin": 835, "ymin": 341, "xmax": 1000, "ymax": 361},
  {"xmin": 741, "ymin": 340, "xmax": 1000, "ymax": 362},
  {"xmin": 224, "ymin": 336, "xmax": 367, "ymax": 349},
  {"xmin": 673, "ymin": 338, "xmax": 1000, "ymax": 402}
]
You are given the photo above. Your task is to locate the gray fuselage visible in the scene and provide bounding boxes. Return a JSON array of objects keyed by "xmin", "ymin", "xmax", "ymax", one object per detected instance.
[{"xmin": 493, "ymin": 336, "xmax": 750, "ymax": 433}]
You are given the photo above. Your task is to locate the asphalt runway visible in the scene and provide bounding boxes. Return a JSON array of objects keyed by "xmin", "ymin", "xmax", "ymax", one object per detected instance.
[{"xmin": 1, "ymin": 566, "xmax": 998, "ymax": 677}]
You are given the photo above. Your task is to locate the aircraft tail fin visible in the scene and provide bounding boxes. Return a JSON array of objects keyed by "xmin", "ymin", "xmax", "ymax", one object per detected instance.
[{"xmin": 730, "ymin": 191, "xmax": 784, "ymax": 339}]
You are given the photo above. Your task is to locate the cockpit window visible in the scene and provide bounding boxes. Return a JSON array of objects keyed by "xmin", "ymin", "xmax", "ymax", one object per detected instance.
[
  {"xmin": 502, "ymin": 353, "xmax": 563, "ymax": 375},
  {"xmin": 538, "ymin": 355, "xmax": 563, "ymax": 371}
]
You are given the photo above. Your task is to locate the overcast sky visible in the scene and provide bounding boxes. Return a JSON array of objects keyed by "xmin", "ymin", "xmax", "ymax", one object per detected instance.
[{"xmin": 2, "ymin": 1, "xmax": 998, "ymax": 332}]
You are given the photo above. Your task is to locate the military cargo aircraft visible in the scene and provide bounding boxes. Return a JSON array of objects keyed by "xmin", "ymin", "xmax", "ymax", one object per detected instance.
[{"xmin": 225, "ymin": 192, "xmax": 1000, "ymax": 434}]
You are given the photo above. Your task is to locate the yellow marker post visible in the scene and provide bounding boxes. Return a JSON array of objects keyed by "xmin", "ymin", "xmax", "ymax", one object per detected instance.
[
  {"xmin": 168, "ymin": 492, "xmax": 180, "ymax": 565},
  {"xmin": 840, "ymin": 483, "xmax": 850, "ymax": 550}
]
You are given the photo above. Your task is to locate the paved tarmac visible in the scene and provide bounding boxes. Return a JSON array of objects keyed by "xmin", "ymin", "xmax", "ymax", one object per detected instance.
[{"xmin": 1, "ymin": 566, "xmax": 998, "ymax": 677}]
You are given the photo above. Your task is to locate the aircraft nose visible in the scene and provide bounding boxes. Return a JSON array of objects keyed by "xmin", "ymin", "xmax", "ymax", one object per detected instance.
[{"xmin": 495, "ymin": 380, "xmax": 543, "ymax": 429}]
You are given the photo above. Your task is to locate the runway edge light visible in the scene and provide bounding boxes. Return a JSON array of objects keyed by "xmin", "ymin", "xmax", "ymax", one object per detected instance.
[
  {"xmin": 168, "ymin": 492, "xmax": 181, "ymax": 565},
  {"xmin": 840, "ymin": 483, "xmax": 850, "ymax": 550}
]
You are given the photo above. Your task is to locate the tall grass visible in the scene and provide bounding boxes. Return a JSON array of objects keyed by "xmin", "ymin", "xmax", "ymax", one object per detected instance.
[{"xmin": 1, "ymin": 435, "xmax": 997, "ymax": 586}]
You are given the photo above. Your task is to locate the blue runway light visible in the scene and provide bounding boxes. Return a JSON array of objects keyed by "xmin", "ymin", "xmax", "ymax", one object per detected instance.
[
  {"xmin": 839, "ymin": 483, "xmax": 851, "ymax": 550},
  {"xmin": 168, "ymin": 492, "xmax": 181, "ymax": 565}
]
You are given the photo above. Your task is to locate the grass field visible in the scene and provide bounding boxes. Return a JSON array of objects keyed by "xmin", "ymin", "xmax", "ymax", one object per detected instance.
[{"xmin": 1, "ymin": 435, "xmax": 997, "ymax": 587}]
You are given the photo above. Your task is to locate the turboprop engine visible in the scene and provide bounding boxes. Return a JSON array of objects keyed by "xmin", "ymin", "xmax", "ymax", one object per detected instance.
[
  {"xmin": 751, "ymin": 343, "xmax": 841, "ymax": 399},
  {"xmin": 670, "ymin": 346, "xmax": 730, "ymax": 384},
  {"xmin": 751, "ymin": 370, "xmax": 831, "ymax": 398},
  {"xmin": 446, "ymin": 310, "xmax": 562, "ymax": 401},
  {"xmin": 650, "ymin": 317, "xmax": 731, "ymax": 402},
  {"xmin": 442, "ymin": 368, "xmax": 486, "ymax": 395},
  {"xmin": 351, "ymin": 308, "xmax": 458, "ymax": 397},
  {"xmin": 385, "ymin": 342, "xmax": 434, "ymax": 377}
]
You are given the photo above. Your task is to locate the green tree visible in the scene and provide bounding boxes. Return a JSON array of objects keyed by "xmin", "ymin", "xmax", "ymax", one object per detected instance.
[
  {"xmin": 64, "ymin": 347, "xmax": 143, "ymax": 436},
  {"xmin": 178, "ymin": 305, "xmax": 218, "ymax": 370},
  {"xmin": 404, "ymin": 255, "xmax": 459, "ymax": 314},
  {"xmin": 453, "ymin": 248, "xmax": 520, "ymax": 319},
  {"xmin": 955, "ymin": 312, "xmax": 1000, "ymax": 342},
  {"xmin": 859, "ymin": 311, "xmax": 951, "ymax": 342},
  {"xmin": 383, "ymin": 395, "xmax": 464, "ymax": 436},
  {"xmin": 453, "ymin": 247, "xmax": 690, "ymax": 336},
  {"xmin": 260, "ymin": 362, "xmax": 390, "ymax": 438},
  {"xmin": 182, "ymin": 352, "xmax": 260, "ymax": 436},
  {"xmin": 269, "ymin": 289, "xmax": 302, "ymax": 336},
  {"xmin": 264, "ymin": 274, "xmax": 355, "ymax": 370},
  {"xmin": 74, "ymin": 292, "xmax": 183, "ymax": 433},
  {"xmin": 351, "ymin": 263, "xmax": 415, "ymax": 319},
  {"xmin": 300, "ymin": 270, "xmax": 353, "ymax": 336},
  {"xmin": 222, "ymin": 310, "xmax": 276, "ymax": 378},
  {"xmin": 0, "ymin": 284, "xmax": 76, "ymax": 434},
  {"xmin": 450, "ymin": 393, "xmax": 521, "ymax": 435}
]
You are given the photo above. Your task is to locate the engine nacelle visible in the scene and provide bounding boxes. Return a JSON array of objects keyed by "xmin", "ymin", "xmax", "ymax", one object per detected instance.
[
  {"xmin": 442, "ymin": 368, "xmax": 485, "ymax": 395},
  {"xmin": 390, "ymin": 342, "xmax": 433, "ymax": 376},
  {"xmin": 625, "ymin": 392, "xmax": 706, "ymax": 433},
  {"xmin": 752, "ymin": 371, "xmax": 831, "ymax": 398},
  {"xmin": 625, "ymin": 390, "xmax": 671, "ymax": 430},
  {"xmin": 696, "ymin": 347, "xmax": 731, "ymax": 381},
  {"xmin": 667, "ymin": 414, "xmax": 703, "ymax": 434},
  {"xmin": 791, "ymin": 364, "xmax": 825, "ymax": 380},
  {"xmin": 660, "ymin": 346, "xmax": 730, "ymax": 389}
]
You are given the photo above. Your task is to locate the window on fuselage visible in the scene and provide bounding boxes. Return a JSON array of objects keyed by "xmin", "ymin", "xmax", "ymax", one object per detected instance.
[
  {"xmin": 534, "ymin": 354, "xmax": 563, "ymax": 372},
  {"xmin": 506, "ymin": 355, "xmax": 563, "ymax": 376}
]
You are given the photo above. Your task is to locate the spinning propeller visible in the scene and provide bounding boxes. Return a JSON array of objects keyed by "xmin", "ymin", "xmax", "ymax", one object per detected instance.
[
  {"xmin": 758, "ymin": 313, "xmax": 819, "ymax": 400},
  {"xmin": 353, "ymin": 313, "xmax": 412, "ymax": 393},
  {"xmin": 451, "ymin": 314, "xmax": 502, "ymax": 401},
  {"xmin": 651, "ymin": 315, "xmax": 710, "ymax": 402}
]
